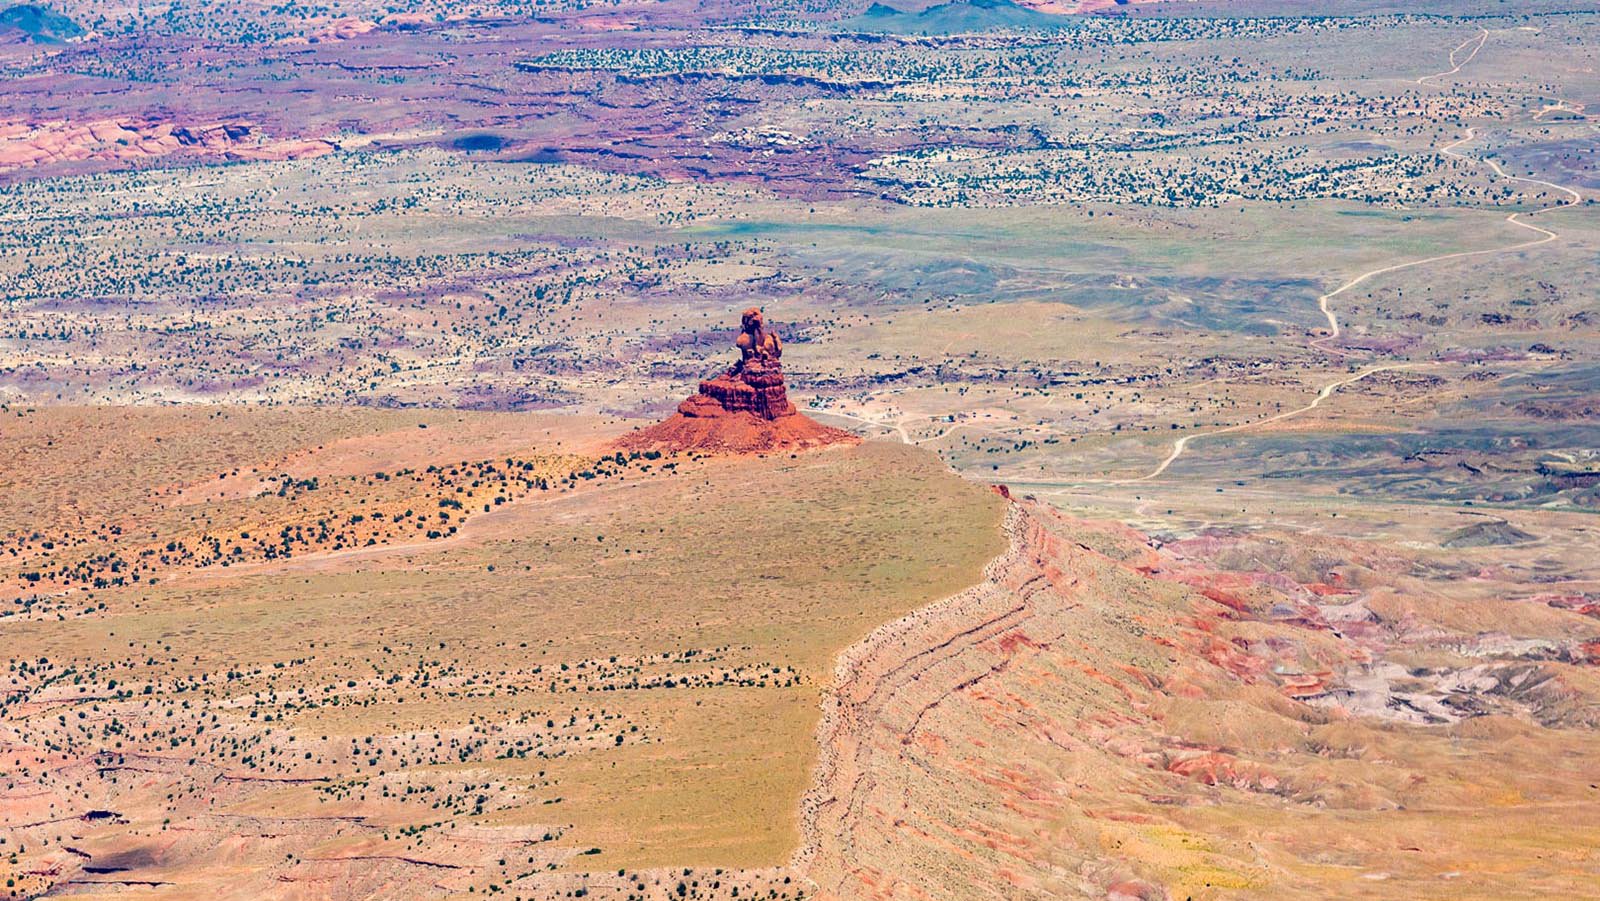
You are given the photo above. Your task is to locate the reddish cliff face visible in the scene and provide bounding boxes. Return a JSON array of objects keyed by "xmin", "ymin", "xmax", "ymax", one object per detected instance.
[
  {"xmin": 613, "ymin": 308, "xmax": 857, "ymax": 455},
  {"xmin": 684, "ymin": 361, "xmax": 794, "ymax": 420}
]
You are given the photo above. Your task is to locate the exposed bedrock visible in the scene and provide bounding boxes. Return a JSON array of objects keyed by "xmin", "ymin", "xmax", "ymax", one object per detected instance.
[
  {"xmin": 795, "ymin": 496, "xmax": 1600, "ymax": 900},
  {"xmin": 613, "ymin": 307, "xmax": 856, "ymax": 455}
]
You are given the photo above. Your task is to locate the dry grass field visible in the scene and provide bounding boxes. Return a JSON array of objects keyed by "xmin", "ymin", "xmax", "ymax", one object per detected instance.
[{"xmin": 1, "ymin": 407, "xmax": 1003, "ymax": 897}]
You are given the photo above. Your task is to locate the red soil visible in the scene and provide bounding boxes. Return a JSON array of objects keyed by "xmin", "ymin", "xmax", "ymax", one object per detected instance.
[{"xmin": 615, "ymin": 405, "xmax": 857, "ymax": 456}]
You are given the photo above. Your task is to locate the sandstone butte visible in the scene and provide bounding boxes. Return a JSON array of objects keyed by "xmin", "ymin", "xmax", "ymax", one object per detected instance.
[{"xmin": 612, "ymin": 308, "xmax": 858, "ymax": 455}]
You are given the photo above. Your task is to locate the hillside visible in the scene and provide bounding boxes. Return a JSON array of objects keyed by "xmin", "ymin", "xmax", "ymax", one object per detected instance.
[
  {"xmin": 840, "ymin": 0, "xmax": 1067, "ymax": 34},
  {"xmin": 0, "ymin": 3, "xmax": 81, "ymax": 41},
  {"xmin": 0, "ymin": 407, "xmax": 1004, "ymax": 898}
]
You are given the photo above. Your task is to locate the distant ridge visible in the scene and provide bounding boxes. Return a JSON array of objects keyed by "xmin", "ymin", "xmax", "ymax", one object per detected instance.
[
  {"xmin": 839, "ymin": 0, "xmax": 1067, "ymax": 34},
  {"xmin": 0, "ymin": 4, "xmax": 83, "ymax": 42}
]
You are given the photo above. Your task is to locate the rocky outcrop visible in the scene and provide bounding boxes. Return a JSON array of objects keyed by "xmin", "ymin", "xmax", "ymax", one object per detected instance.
[
  {"xmin": 309, "ymin": 17, "xmax": 377, "ymax": 42},
  {"xmin": 613, "ymin": 308, "xmax": 857, "ymax": 455},
  {"xmin": 684, "ymin": 362, "xmax": 794, "ymax": 421},
  {"xmin": 1441, "ymin": 519, "xmax": 1537, "ymax": 548},
  {"xmin": 792, "ymin": 495, "xmax": 1600, "ymax": 900},
  {"xmin": 0, "ymin": 117, "xmax": 337, "ymax": 172}
]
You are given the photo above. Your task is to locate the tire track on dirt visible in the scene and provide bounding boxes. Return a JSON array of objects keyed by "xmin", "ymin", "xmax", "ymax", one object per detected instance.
[{"xmin": 1121, "ymin": 27, "xmax": 1587, "ymax": 483}]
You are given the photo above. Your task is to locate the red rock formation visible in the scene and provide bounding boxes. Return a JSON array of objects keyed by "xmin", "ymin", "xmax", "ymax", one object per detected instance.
[
  {"xmin": 613, "ymin": 308, "xmax": 857, "ymax": 455},
  {"xmin": 0, "ymin": 117, "xmax": 337, "ymax": 172}
]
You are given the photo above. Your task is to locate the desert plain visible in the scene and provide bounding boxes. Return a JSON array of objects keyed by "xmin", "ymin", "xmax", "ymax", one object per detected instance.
[{"xmin": 1, "ymin": 0, "xmax": 1598, "ymax": 898}]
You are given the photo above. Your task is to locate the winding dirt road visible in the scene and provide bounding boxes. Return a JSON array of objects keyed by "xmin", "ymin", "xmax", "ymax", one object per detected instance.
[
  {"xmin": 1416, "ymin": 27, "xmax": 1488, "ymax": 86},
  {"xmin": 1123, "ymin": 26, "xmax": 1587, "ymax": 483},
  {"xmin": 1124, "ymin": 362, "xmax": 1424, "ymax": 482},
  {"xmin": 823, "ymin": 28, "xmax": 1587, "ymax": 488}
]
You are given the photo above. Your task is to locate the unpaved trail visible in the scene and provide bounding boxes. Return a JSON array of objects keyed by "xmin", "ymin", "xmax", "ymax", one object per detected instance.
[
  {"xmin": 1124, "ymin": 27, "xmax": 1587, "ymax": 484},
  {"xmin": 1416, "ymin": 27, "xmax": 1488, "ymax": 85},
  {"xmin": 1120, "ymin": 362, "xmax": 1427, "ymax": 483},
  {"xmin": 1315, "ymin": 26, "xmax": 1581, "ymax": 350},
  {"xmin": 1311, "ymin": 124, "xmax": 1580, "ymax": 352}
]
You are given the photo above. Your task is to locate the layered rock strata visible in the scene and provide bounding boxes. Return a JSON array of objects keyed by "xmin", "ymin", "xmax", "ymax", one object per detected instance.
[{"xmin": 613, "ymin": 308, "xmax": 856, "ymax": 455}]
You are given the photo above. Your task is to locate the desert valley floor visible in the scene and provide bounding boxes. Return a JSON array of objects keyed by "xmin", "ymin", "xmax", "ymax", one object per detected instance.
[{"xmin": 2, "ymin": 0, "xmax": 1599, "ymax": 898}]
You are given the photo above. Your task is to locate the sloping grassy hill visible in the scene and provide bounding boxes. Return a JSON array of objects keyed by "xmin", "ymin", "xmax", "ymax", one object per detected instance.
[{"xmin": 0, "ymin": 407, "xmax": 1004, "ymax": 898}]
